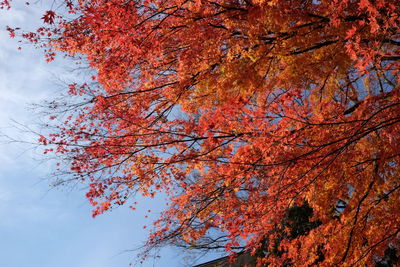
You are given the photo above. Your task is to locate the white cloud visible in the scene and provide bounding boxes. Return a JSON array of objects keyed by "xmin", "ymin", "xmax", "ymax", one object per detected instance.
[{"xmin": 0, "ymin": 7, "xmax": 26, "ymax": 25}]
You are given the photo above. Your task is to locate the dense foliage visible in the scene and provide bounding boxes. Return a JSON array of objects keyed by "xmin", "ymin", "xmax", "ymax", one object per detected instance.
[{"xmin": 3, "ymin": 0, "xmax": 400, "ymax": 265}]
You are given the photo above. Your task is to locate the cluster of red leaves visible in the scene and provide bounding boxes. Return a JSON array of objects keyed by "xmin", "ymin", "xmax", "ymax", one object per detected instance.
[
  {"xmin": 10, "ymin": 0, "xmax": 400, "ymax": 266},
  {"xmin": 0, "ymin": 0, "xmax": 10, "ymax": 9}
]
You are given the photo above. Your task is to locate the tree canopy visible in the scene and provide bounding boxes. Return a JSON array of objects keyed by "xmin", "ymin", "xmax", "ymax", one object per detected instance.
[{"xmin": 3, "ymin": 0, "xmax": 400, "ymax": 265}]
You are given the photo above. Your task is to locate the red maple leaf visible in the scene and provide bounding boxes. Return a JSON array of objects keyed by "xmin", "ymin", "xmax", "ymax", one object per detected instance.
[{"xmin": 41, "ymin": 10, "xmax": 56, "ymax": 24}]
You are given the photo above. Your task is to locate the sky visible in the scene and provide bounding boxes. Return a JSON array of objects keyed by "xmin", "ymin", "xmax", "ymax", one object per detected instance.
[{"xmin": 0, "ymin": 3, "xmax": 220, "ymax": 267}]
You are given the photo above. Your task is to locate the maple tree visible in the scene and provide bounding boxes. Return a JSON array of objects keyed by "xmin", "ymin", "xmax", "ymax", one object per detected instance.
[{"xmin": 4, "ymin": 0, "xmax": 400, "ymax": 266}]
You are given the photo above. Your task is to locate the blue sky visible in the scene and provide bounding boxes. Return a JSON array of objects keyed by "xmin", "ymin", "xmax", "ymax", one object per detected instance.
[{"xmin": 0, "ymin": 3, "xmax": 221, "ymax": 267}]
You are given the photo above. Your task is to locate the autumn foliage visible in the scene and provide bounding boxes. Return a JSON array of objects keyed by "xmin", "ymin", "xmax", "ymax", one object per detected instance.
[{"xmin": 5, "ymin": 0, "xmax": 400, "ymax": 265}]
